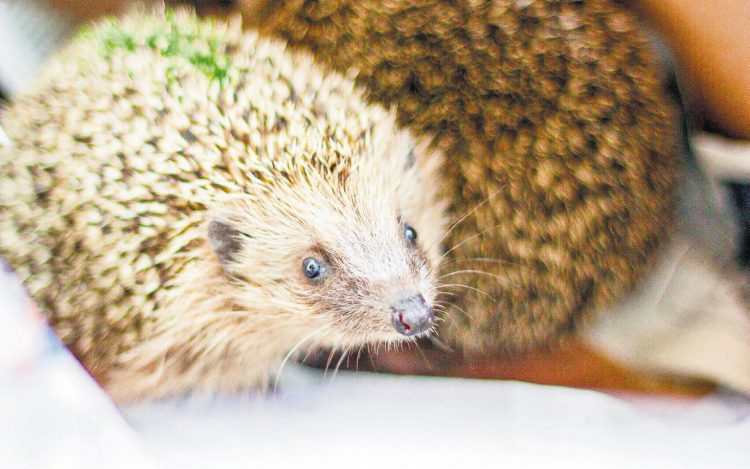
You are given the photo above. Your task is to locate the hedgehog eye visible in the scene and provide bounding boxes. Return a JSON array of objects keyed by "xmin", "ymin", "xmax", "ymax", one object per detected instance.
[
  {"xmin": 302, "ymin": 257, "xmax": 324, "ymax": 281},
  {"xmin": 403, "ymin": 224, "xmax": 418, "ymax": 245}
]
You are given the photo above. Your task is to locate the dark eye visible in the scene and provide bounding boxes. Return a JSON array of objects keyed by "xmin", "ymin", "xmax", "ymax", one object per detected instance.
[
  {"xmin": 404, "ymin": 224, "xmax": 417, "ymax": 245},
  {"xmin": 303, "ymin": 257, "xmax": 323, "ymax": 280}
]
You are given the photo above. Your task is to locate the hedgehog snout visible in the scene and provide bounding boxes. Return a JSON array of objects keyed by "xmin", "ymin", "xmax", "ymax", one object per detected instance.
[{"xmin": 390, "ymin": 293, "xmax": 434, "ymax": 337}]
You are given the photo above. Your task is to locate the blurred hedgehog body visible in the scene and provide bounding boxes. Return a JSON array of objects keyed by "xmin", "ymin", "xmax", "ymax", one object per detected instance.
[
  {"xmin": 242, "ymin": 0, "xmax": 680, "ymax": 352},
  {"xmin": 0, "ymin": 11, "xmax": 447, "ymax": 401}
]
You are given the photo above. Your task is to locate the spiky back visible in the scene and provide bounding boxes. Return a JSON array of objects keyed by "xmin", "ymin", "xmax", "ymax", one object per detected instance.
[{"xmin": 0, "ymin": 10, "xmax": 387, "ymax": 372}]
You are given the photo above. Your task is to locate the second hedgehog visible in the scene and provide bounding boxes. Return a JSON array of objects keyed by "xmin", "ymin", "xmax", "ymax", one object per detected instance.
[
  {"xmin": 243, "ymin": 0, "xmax": 679, "ymax": 352},
  {"xmin": 0, "ymin": 12, "xmax": 447, "ymax": 401}
]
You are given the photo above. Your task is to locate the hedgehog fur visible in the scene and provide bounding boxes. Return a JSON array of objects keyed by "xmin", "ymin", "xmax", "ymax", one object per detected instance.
[
  {"xmin": 241, "ymin": 0, "xmax": 680, "ymax": 353},
  {"xmin": 0, "ymin": 10, "xmax": 447, "ymax": 401}
]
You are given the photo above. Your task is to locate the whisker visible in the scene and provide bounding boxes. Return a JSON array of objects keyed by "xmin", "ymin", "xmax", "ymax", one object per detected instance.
[
  {"xmin": 427, "ymin": 188, "xmax": 505, "ymax": 254},
  {"xmin": 367, "ymin": 343, "xmax": 378, "ymax": 371},
  {"xmin": 438, "ymin": 269, "xmax": 500, "ymax": 280},
  {"xmin": 355, "ymin": 344, "xmax": 364, "ymax": 372},
  {"xmin": 443, "ymin": 256, "xmax": 523, "ymax": 268},
  {"xmin": 428, "ymin": 335, "xmax": 455, "ymax": 353},
  {"xmin": 323, "ymin": 347, "xmax": 337, "ymax": 379},
  {"xmin": 437, "ymin": 299, "xmax": 473, "ymax": 323},
  {"xmin": 331, "ymin": 347, "xmax": 350, "ymax": 382},
  {"xmin": 414, "ymin": 344, "xmax": 433, "ymax": 371},
  {"xmin": 435, "ymin": 290, "xmax": 459, "ymax": 298},
  {"xmin": 438, "ymin": 221, "xmax": 506, "ymax": 263},
  {"xmin": 300, "ymin": 327, "xmax": 334, "ymax": 364},
  {"xmin": 440, "ymin": 312, "xmax": 463, "ymax": 331},
  {"xmin": 274, "ymin": 324, "xmax": 329, "ymax": 389},
  {"xmin": 439, "ymin": 283, "xmax": 497, "ymax": 302}
]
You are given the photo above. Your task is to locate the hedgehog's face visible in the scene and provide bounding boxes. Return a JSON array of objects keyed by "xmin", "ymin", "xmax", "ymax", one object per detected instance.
[
  {"xmin": 207, "ymin": 122, "xmax": 447, "ymax": 348},
  {"xmin": 291, "ymin": 214, "xmax": 438, "ymax": 343}
]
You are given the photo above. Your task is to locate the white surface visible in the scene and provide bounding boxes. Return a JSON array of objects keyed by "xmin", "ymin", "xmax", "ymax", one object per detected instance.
[
  {"xmin": 123, "ymin": 366, "xmax": 750, "ymax": 469},
  {"xmin": 1, "ymin": 354, "xmax": 161, "ymax": 469}
]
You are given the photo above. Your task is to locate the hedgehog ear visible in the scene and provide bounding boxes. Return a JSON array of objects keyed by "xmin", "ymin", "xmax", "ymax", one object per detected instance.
[
  {"xmin": 207, "ymin": 220, "xmax": 245, "ymax": 266},
  {"xmin": 406, "ymin": 148, "xmax": 416, "ymax": 169}
]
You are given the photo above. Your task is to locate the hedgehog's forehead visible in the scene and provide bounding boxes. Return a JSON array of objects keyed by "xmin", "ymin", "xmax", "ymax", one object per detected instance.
[
  {"xmin": 267, "ymin": 161, "xmax": 400, "ymax": 230},
  {"xmin": 301, "ymin": 183, "xmax": 410, "ymax": 278},
  {"xmin": 233, "ymin": 109, "xmax": 416, "ymax": 240},
  {"xmin": 292, "ymin": 167, "xmax": 400, "ymax": 227}
]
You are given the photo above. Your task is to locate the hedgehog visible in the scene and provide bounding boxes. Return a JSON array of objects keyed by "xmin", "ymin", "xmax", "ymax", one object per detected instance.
[
  {"xmin": 239, "ymin": 0, "xmax": 680, "ymax": 353},
  {"xmin": 0, "ymin": 10, "xmax": 447, "ymax": 401}
]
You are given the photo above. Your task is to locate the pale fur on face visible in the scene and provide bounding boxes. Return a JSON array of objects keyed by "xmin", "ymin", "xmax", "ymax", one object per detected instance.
[
  {"xmin": 106, "ymin": 116, "xmax": 446, "ymax": 402},
  {"xmin": 212, "ymin": 117, "xmax": 446, "ymax": 348}
]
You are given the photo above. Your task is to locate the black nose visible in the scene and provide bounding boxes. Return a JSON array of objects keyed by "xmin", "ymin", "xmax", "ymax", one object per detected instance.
[{"xmin": 391, "ymin": 294, "xmax": 434, "ymax": 337}]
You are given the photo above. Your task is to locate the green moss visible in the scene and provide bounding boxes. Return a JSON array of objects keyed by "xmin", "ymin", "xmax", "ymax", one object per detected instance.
[
  {"xmin": 187, "ymin": 51, "xmax": 229, "ymax": 82},
  {"xmin": 92, "ymin": 10, "xmax": 232, "ymax": 84},
  {"xmin": 103, "ymin": 28, "xmax": 137, "ymax": 53}
]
